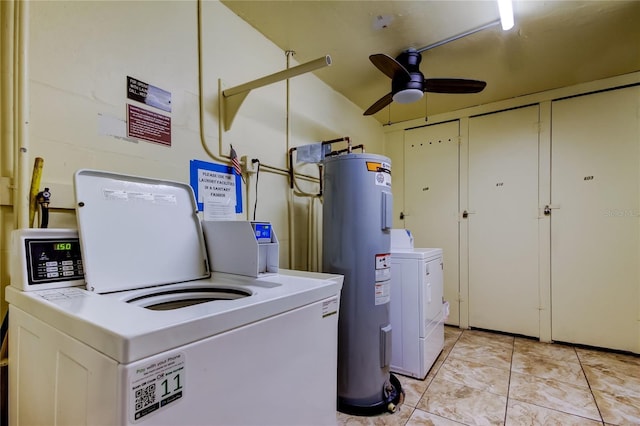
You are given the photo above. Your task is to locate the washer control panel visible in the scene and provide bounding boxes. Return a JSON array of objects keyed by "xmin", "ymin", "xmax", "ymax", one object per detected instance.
[{"xmin": 12, "ymin": 228, "xmax": 85, "ymax": 291}]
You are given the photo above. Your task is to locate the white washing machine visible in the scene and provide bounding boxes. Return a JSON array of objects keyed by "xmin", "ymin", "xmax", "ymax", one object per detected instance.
[
  {"xmin": 389, "ymin": 229, "xmax": 444, "ymax": 379},
  {"xmin": 6, "ymin": 170, "xmax": 343, "ymax": 426}
]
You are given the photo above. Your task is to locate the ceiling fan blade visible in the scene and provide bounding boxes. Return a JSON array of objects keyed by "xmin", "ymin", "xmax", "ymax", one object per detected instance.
[
  {"xmin": 424, "ymin": 78, "xmax": 487, "ymax": 94},
  {"xmin": 363, "ymin": 92, "xmax": 393, "ymax": 116},
  {"xmin": 369, "ymin": 54, "xmax": 411, "ymax": 80}
]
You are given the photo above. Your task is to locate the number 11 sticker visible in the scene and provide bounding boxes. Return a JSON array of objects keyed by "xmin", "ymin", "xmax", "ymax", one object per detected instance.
[{"xmin": 130, "ymin": 352, "xmax": 185, "ymax": 423}]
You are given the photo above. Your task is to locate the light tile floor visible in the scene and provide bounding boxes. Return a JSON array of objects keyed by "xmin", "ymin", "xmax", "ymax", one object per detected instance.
[{"xmin": 337, "ymin": 326, "xmax": 640, "ymax": 426}]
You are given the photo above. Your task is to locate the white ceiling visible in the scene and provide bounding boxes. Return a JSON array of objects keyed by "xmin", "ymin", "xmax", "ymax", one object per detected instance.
[{"xmin": 221, "ymin": 0, "xmax": 640, "ymax": 125}]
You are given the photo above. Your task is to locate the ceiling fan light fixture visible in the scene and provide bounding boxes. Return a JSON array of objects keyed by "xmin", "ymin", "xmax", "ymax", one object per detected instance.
[
  {"xmin": 392, "ymin": 89, "xmax": 423, "ymax": 104},
  {"xmin": 498, "ymin": 0, "xmax": 514, "ymax": 30}
]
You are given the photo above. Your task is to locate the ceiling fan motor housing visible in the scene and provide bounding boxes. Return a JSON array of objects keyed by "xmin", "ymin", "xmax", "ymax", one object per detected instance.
[{"xmin": 392, "ymin": 49, "xmax": 425, "ymax": 94}]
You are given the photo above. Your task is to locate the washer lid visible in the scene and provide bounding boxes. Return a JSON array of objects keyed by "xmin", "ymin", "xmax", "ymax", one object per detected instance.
[{"xmin": 74, "ymin": 169, "xmax": 210, "ymax": 293}]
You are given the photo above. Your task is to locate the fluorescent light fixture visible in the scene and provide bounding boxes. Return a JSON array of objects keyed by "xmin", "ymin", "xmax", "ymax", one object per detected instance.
[
  {"xmin": 392, "ymin": 89, "xmax": 423, "ymax": 104},
  {"xmin": 497, "ymin": 0, "xmax": 514, "ymax": 30}
]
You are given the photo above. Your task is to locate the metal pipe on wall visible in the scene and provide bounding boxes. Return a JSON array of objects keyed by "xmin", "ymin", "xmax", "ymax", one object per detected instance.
[
  {"xmin": 197, "ymin": 0, "xmax": 229, "ymax": 165},
  {"xmin": 307, "ymin": 197, "xmax": 313, "ymax": 270},
  {"xmin": 1, "ymin": 0, "xmax": 15, "ymax": 190},
  {"xmin": 286, "ymin": 51, "xmax": 295, "ymax": 268},
  {"xmin": 197, "ymin": 1, "xmax": 320, "ymax": 244},
  {"xmin": 14, "ymin": 0, "xmax": 30, "ymax": 229}
]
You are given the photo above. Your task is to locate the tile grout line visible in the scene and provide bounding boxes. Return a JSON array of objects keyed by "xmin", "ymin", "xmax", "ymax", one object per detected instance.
[
  {"xmin": 574, "ymin": 347, "xmax": 606, "ymax": 425},
  {"xmin": 404, "ymin": 328, "xmax": 464, "ymax": 425},
  {"xmin": 503, "ymin": 335, "xmax": 515, "ymax": 426},
  {"xmin": 508, "ymin": 340, "xmax": 608, "ymax": 425}
]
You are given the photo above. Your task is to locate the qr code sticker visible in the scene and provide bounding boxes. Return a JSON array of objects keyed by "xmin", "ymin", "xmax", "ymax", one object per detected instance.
[{"xmin": 135, "ymin": 384, "xmax": 156, "ymax": 410}]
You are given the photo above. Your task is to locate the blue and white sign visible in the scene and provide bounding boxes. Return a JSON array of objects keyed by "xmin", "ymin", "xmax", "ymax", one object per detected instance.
[{"xmin": 189, "ymin": 159, "xmax": 242, "ymax": 214}]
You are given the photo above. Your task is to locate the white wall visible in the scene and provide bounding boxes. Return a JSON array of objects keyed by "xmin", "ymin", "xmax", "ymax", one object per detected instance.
[{"xmin": 0, "ymin": 0, "xmax": 384, "ymax": 318}]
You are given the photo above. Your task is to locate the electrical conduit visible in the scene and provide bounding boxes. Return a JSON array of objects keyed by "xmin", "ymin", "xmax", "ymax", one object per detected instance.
[
  {"xmin": 14, "ymin": 0, "xmax": 30, "ymax": 229},
  {"xmin": 1, "ymin": 1, "xmax": 15, "ymax": 212},
  {"xmin": 286, "ymin": 51, "xmax": 295, "ymax": 268}
]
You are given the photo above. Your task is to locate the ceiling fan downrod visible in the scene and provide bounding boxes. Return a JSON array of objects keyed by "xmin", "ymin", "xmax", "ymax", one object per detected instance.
[{"xmin": 416, "ymin": 19, "xmax": 501, "ymax": 53}]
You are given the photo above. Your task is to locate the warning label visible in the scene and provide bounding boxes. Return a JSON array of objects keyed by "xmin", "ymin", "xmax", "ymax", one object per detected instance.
[
  {"xmin": 367, "ymin": 162, "xmax": 392, "ymax": 188},
  {"xmin": 366, "ymin": 161, "xmax": 391, "ymax": 173},
  {"xmin": 322, "ymin": 297, "xmax": 339, "ymax": 318},
  {"xmin": 375, "ymin": 253, "xmax": 391, "ymax": 271},
  {"xmin": 375, "ymin": 172, "xmax": 391, "ymax": 187},
  {"xmin": 127, "ymin": 104, "xmax": 171, "ymax": 146},
  {"xmin": 375, "ymin": 281, "xmax": 390, "ymax": 305},
  {"xmin": 375, "ymin": 268, "xmax": 391, "ymax": 282},
  {"xmin": 374, "ymin": 253, "xmax": 391, "ymax": 305}
]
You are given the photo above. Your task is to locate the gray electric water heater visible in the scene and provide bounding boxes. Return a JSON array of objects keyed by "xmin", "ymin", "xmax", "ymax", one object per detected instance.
[{"xmin": 322, "ymin": 152, "xmax": 403, "ymax": 415}]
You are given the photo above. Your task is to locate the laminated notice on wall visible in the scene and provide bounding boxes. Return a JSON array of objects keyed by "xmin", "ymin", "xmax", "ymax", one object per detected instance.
[
  {"xmin": 204, "ymin": 196, "xmax": 235, "ymax": 221},
  {"xmin": 296, "ymin": 142, "xmax": 331, "ymax": 164},
  {"xmin": 127, "ymin": 76, "xmax": 172, "ymax": 112},
  {"xmin": 127, "ymin": 104, "xmax": 171, "ymax": 146},
  {"xmin": 190, "ymin": 159, "xmax": 243, "ymax": 214}
]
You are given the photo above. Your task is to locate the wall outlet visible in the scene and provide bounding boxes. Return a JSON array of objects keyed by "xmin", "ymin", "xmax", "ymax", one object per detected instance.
[{"xmin": 241, "ymin": 155, "xmax": 258, "ymax": 174}]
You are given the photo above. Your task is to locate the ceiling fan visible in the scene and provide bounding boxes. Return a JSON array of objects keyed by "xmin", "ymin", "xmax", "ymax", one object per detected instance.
[
  {"xmin": 363, "ymin": 48, "xmax": 487, "ymax": 116},
  {"xmin": 362, "ymin": 19, "xmax": 504, "ymax": 116}
]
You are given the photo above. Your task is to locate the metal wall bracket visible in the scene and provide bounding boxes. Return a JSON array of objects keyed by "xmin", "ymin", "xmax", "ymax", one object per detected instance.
[
  {"xmin": 0, "ymin": 177, "xmax": 13, "ymax": 206},
  {"xmin": 219, "ymin": 55, "xmax": 331, "ymax": 131}
]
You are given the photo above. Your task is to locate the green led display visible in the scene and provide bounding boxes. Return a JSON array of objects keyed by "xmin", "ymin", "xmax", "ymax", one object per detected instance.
[{"xmin": 54, "ymin": 242, "xmax": 72, "ymax": 251}]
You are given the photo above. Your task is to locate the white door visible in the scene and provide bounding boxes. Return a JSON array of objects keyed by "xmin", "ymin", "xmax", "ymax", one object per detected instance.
[
  {"xmin": 551, "ymin": 87, "xmax": 640, "ymax": 352},
  {"xmin": 404, "ymin": 121, "xmax": 460, "ymax": 325},
  {"xmin": 467, "ymin": 106, "xmax": 541, "ymax": 337}
]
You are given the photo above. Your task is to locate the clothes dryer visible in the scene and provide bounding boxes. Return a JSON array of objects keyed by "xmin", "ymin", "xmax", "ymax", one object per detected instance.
[{"xmin": 390, "ymin": 230, "xmax": 444, "ymax": 379}]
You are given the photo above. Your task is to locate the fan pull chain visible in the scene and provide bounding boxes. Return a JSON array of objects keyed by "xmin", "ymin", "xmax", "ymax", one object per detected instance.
[{"xmin": 424, "ymin": 93, "xmax": 429, "ymax": 123}]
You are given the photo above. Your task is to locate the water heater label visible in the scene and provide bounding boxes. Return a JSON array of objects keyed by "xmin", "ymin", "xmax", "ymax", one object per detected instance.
[
  {"xmin": 375, "ymin": 268, "xmax": 391, "ymax": 281},
  {"xmin": 375, "ymin": 253, "xmax": 391, "ymax": 270},
  {"xmin": 375, "ymin": 281, "xmax": 390, "ymax": 305},
  {"xmin": 366, "ymin": 161, "xmax": 392, "ymax": 188},
  {"xmin": 374, "ymin": 253, "xmax": 391, "ymax": 305},
  {"xmin": 366, "ymin": 161, "xmax": 391, "ymax": 172},
  {"xmin": 374, "ymin": 172, "xmax": 392, "ymax": 188}
]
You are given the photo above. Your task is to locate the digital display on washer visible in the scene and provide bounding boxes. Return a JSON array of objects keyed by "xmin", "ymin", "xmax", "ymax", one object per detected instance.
[
  {"xmin": 25, "ymin": 238, "xmax": 84, "ymax": 285},
  {"xmin": 53, "ymin": 242, "xmax": 73, "ymax": 251}
]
